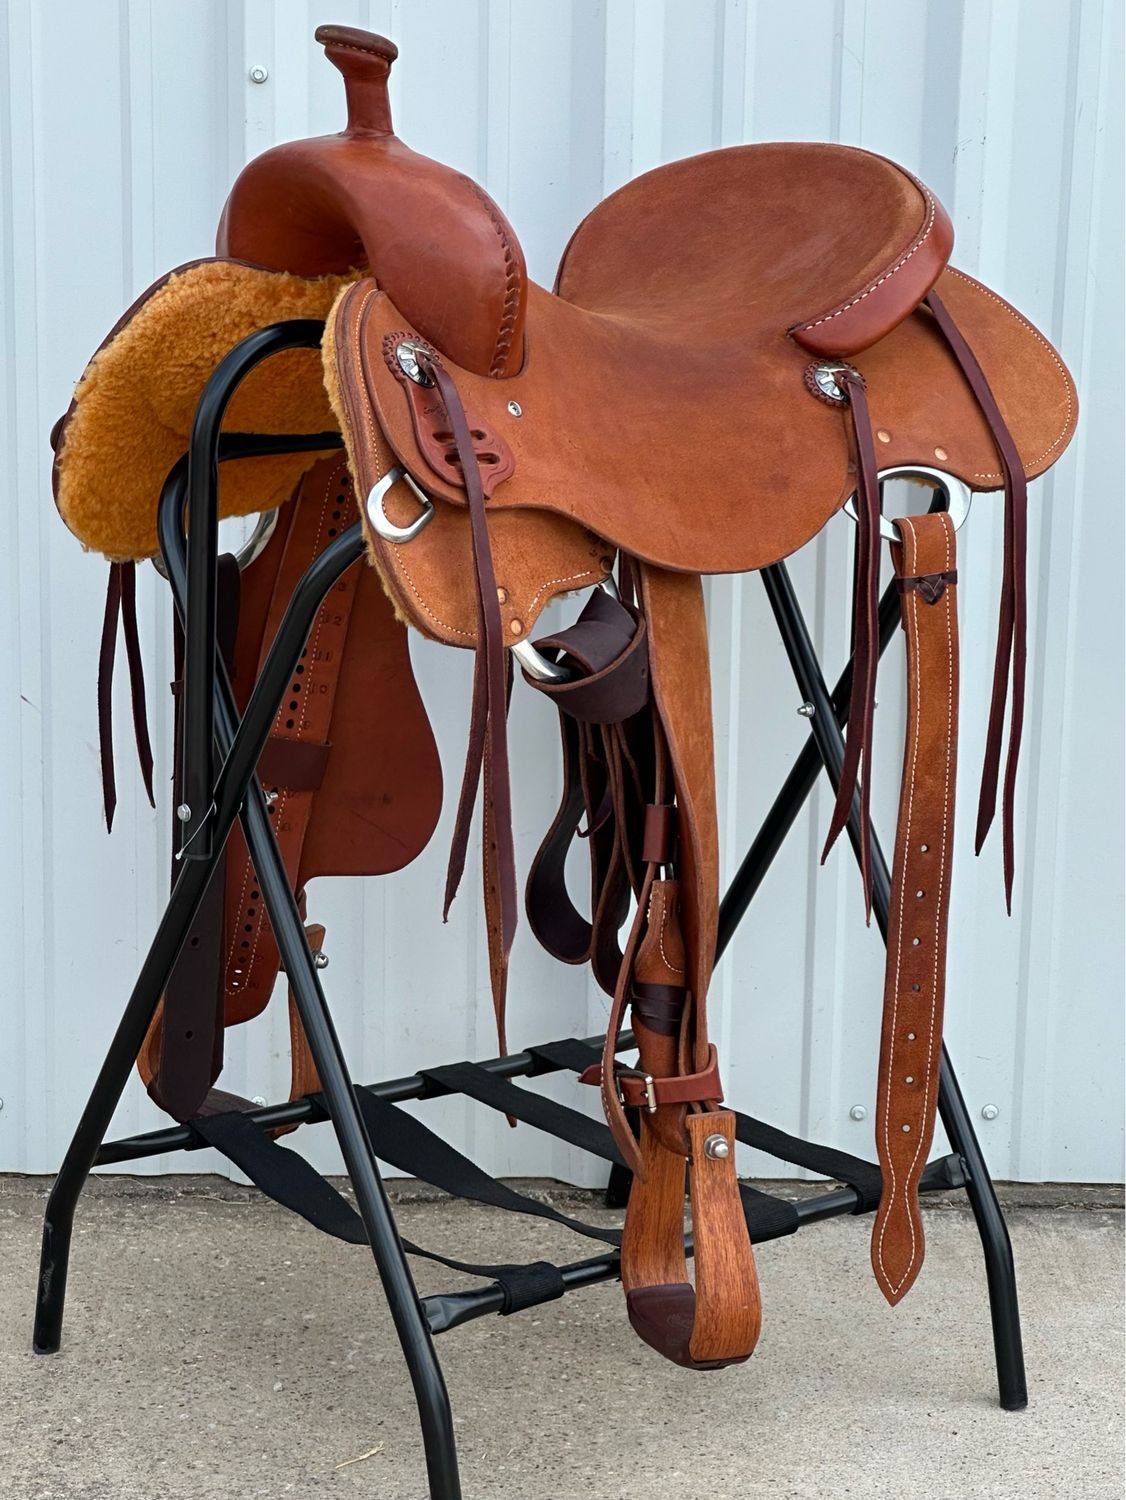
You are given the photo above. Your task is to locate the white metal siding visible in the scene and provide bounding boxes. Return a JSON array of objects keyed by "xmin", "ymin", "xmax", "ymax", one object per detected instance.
[{"xmin": 0, "ymin": 0, "xmax": 1121, "ymax": 1184}]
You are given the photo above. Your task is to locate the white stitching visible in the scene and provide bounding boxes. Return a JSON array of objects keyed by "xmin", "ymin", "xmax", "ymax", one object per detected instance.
[
  {"xmin": 875, "ymin": 514, "xmax": 956, "ymax": 1295},
  {"xmin": 646, "ymin": 886, "xmax": 685, "ymax": 978},
  {"xmin": 875, "ymin": 518, "xmax": 920, "ymax": 1289},
  {"xmin": 525, "ymin": 568, "xmax": 602, "ymax": 615},
  {"xmin": 795, "ymin": 184, "xmax": 938, "ymax": 334}
]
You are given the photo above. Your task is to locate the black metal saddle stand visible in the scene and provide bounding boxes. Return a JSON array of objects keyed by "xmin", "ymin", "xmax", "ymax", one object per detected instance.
[{"xmin": 33, "ymin": 324, "xmax": 1027, "ymax": 1500}]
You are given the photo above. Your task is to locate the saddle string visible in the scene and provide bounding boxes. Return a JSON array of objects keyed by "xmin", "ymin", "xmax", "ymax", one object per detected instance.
[
  {"xmin": 925, "ymin": 290, "xmax": 1028, "ymax": 911},
  {"xmin": 418, "ymin": 355, "xmax": 519, "ymax": 973},
  {"xmin": 821, "ymin": 369, "xmax": 881, "ymax": 921},
  {"xmin": 97, "ymin": 560, "xmax": 155, "ymax": 831}
]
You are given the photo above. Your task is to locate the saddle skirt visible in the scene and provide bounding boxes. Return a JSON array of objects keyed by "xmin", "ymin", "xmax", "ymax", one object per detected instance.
[{"xmin": 51, "ymin": 24, "xmax": 1076, "ymax": 1370}]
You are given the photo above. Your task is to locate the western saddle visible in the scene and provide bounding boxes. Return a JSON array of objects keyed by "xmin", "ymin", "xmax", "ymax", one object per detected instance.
[{"xmin": 52, "ymin": 25, "xmax": 1076, "ymax": 1373}]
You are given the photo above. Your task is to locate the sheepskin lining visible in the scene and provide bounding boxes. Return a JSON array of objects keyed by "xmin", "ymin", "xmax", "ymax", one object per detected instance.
[{"xmin": 54, "ymin": 260, "xmax": 357, "ymax": 561}]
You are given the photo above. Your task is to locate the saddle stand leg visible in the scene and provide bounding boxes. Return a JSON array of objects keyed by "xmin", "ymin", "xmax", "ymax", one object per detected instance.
[
  {"xmin": 34, "ymin": 639, "xmax": 465, "ymax": 1495},
  {"xmin": 36, "ymin": 399, "xmax": 465, "ymax": 1496},
  {"xmin": 33, "ymin": 852, "xmax": 227, "ymax": 1354},
  {"xmin": 755, "ymin": 555, "xmax": 1026, "ymax": 1411},
  {"xmin": 169, "ymin": 410, "xmax": 464, "ymax": 1490},
  {"xmin": 238, "ymin": 762, "xmax": 464, "ymax": 1494}
]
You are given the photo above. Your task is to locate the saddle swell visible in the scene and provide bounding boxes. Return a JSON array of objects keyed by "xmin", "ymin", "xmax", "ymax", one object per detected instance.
[{"xmin": 51, "ymin": 23, "xmax": 1078, "ymax": 1383}]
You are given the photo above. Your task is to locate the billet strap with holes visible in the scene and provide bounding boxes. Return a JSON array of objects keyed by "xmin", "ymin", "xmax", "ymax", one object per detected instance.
[
  {"xmin": 871, "ymin": 511, "xmax": 959, "ymax": 1304},
  {"xmin": 141, "ymin": 462, "xmax": 361, "ymax": 1123},
  {"xmin": 220, "ymin": 463, "xmax": 362, "ymax": 1029},
  {"xmin": 148, "ymin": 923, "xmax": 324, "ymax": 1135},
  {"xmin": 274, "ymin": 923, "xmax": 324, "ymax": 1137}
]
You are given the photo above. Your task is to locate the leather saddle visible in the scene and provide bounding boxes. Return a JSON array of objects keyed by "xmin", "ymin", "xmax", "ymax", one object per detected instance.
[{"xmin": 52, "ymin": 25, "xmax": 1076, "ymax": 1370}]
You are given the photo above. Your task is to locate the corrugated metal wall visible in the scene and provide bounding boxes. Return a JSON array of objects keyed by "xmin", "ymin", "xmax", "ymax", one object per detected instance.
[{"xmin": 1, "ymin": 0, "xmax": 1121, "ymax": 1184}]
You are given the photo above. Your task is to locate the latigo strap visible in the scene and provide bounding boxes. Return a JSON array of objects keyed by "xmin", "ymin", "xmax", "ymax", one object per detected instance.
[
  {"xmin": 871, "ymin": 511, "xmax": 960, "ymax": 1303},
  {"xmin": 926, "ymin": 290, "xmax": 1028, "ymax": 911}
]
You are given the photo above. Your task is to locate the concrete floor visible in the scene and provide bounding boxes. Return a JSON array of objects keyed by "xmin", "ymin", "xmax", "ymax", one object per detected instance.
[{"xmin": 0, "ymin": 1177, "xmax": 1121, "ymax": 1500}]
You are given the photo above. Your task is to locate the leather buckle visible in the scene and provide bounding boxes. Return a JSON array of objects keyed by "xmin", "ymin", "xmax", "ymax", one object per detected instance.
[{"xmin": 615, "ymin": 1067, "xmax": 657, "ymax": 1113}]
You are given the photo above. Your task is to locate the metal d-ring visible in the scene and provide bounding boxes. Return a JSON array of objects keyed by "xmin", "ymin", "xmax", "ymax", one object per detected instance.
[
  {"xmin": 366, "ymin": 465, "xmax": 435, "ymax": 543},
  {"xmin": 843, "ymin": 464, "xmax": 974, "ymax": 542},
  {"xmin": 511, "ymin": 575, "xmax": 621, "ymax": 684},
  {"xmin": 152, "ymin": 507, "xmax": 279, "ymax": 580}
]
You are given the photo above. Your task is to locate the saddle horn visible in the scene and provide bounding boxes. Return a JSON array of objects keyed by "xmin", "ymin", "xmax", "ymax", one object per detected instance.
[{"xmin": 316, "ymin": 25, "xmax": 398, "ymax": 136}]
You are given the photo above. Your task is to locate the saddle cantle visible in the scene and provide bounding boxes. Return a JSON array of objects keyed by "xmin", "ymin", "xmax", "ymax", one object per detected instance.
[{"xmin": 52, "ymin": 23, "xmax": 1076, "ymax": 1368}]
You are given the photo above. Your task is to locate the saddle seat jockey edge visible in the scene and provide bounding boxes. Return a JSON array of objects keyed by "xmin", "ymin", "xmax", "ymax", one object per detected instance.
[{"xmin": 50, "ymin": 23, "xmax": 1076, "ymax": 1370}]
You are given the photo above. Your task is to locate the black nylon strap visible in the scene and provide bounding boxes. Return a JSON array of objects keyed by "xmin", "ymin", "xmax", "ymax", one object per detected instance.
[
  {"xmin": 193, "ymin": 1111, "xmax": 365, "ymax": 1243},
  {"xmin": 740, "ymin": 1183, "xmax": 799, "ymax": 1238},
  {"xmin": 191, "ymin": 1113, "xmax": 599, "ymax": 1314},
  {"xmin": 526, "ymin": 1039, "xmax": 603, "ymax": 1074},
  {"xmin": 732, "ymin": 1114, "xmax": 884, "ymax": 1212},
  {"xmin": 421, "ymin": 1062, "xmax": 625, "ymax": 1167},
  {"xmin": 352, "ymin": 1089, "xmax": 621, "ymax": 1246},
  {"xmin": 496, "ymin": 1261, "xmax": 566, "ymax": 1315},
  {"xmin": 194, "ymin": 1043, "xmax": 952, "ymax": 1286},
  {"xmin": 193, "ymin": 1095, "xmax": 620, "ymax": 1253}
]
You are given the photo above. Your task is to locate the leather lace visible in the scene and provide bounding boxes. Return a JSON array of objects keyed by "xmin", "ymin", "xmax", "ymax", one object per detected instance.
[
  {"xmin": 926, "ymin": 290, "xmax": 1028, "ymax": 910},
  {"xmin": 98, "ymin": 560, "xmax": 155, "ymax": 830},
  {"xmin": 822, "ymin": 369, "xmax": 880, "ymax": 919},
  {"xmin": 418, "ymin": 355, "xmax": 518, "ymax": 968}
]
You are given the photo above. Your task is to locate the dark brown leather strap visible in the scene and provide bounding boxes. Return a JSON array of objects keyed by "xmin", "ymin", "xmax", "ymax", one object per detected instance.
[
  {"xmin": 630, "ymin": 979, "xmax": 683, "ymax": 1036},
  {"xmin": 98, "ymin": 560, "xmax": 155, "ymax": 831},
  {"xmin": 926, "ymin": 289, "xmax": 1027, "ymax": 910},
  {"xmin": 97, "ymin": 564, "xmax": 123, "ymax": 831},
  {"xmin": 822, "ymin": 369, "xmax": 880, "ymax": 918},
  {"xmin": 523, "ymin": 588, "xmax": 649, "ymax": 994},
  {"xmin": 119, "ymin": 560, "xmax": 156, "ymax": 813},
  {"xmin": 871, "ymin": 512, "xmax": 959, "ymax": 1304},
  {"xmin": 187, "ymin": 920, "xmax": 325, "ymax": 1136},
  {"xmin": 417, "ymin": 356, "xmax": 517, "ymax": 980}
]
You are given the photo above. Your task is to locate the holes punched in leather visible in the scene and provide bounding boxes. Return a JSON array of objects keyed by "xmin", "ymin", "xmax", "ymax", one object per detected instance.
[{"xmin": 383, "ymin": 330, "xmax": 515, "ymax": 496}]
